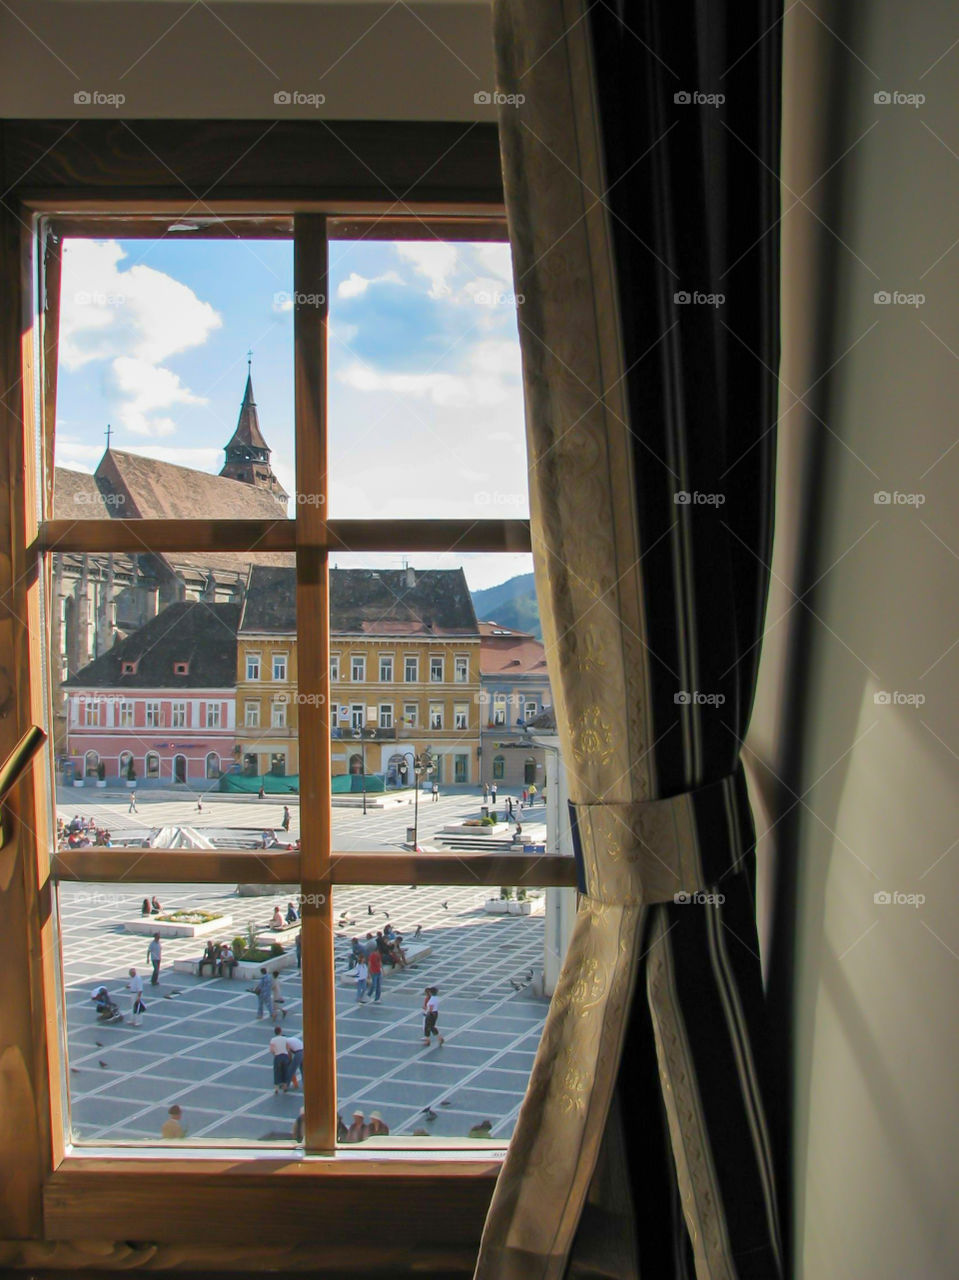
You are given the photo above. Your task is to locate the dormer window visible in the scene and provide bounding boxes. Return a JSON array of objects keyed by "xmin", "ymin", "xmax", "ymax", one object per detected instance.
[
  {"xmin": 121, "ymin": 660, "xmax": 137, "ymax": 676},
  {"xmin": 173, "ymin": 661, "xmax": 189, "ymax": 676}
]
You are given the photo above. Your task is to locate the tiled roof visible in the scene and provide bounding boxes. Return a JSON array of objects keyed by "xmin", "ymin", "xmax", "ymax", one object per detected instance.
[
  {"xmin": 224, "ymin": 372, "xmax": 269, "ymax": 452},
  {"xmin": 331, "ymin": 568, "xmax": 479, "ymax": 636},
  {"xmin": 52, "ymin": 468, "xmax": 114, "ymax": 519},
  {"xmin": 97, "ymin": 449, "xmax": 288, "ymax": 521},
  {"xmin": 239, "ymin": 565, "xmax": 297, "ymax": 633},
  {"xmin": 64, "ymin": 602, "xmax": 240, "ymax": 689},
  {"xmin": 478, "ymin": 623, "xmax": 549, "ymax": 675}
]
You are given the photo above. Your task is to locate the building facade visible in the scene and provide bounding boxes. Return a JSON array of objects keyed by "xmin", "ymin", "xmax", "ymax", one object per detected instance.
[
  {"xmin": 477, "ymin": 621, "xmax": 553, "ymax": 791},
  {"xmin": 234, "ymin": 566, "xmax": 300, "ymax": 778}
]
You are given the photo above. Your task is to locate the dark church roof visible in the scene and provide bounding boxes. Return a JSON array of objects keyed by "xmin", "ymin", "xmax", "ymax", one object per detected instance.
[
  {"xmin": 239, "ymin": 565, "xmax": 297, "ymax": 634},
  {"xmin": 64, "ymin": 602, "xmax": 240, "ymax": 689},
  {"xmin": 96, "ymin": 449, "xmax": 287, "ymax": 521},
  {"xmin": 224, "ymin": 372, "xmax": 269, "ymax": 452}
]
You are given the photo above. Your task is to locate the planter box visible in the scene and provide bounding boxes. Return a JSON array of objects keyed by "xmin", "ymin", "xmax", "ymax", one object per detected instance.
[
  {"xmin": 125, "ymin": 780, "xmax": 137, "ymax": 789},
  {"xmin": 508, "ymin": 901, "xmax": 533, "ymax": 915},
  {"xmin": 484, "ymin": 899, "xmax": 511, "ymax": 914},
  {"xmin": 124, "ymin": 913, "xmax": 233, "ymax": 939},
  {"xmin": 72, "ymin": 780, "xmax": 84, "ymax": 788},
  {"xmin": 173, "ymin": 949, "xmax": 295, "ymax": 980},
  {"xmin": 95, "ymin": 780, "xmax": 107, "ymax": 789},
  {"xmin": 442, "ymin": 822, "xmax": 511, "ymax": 837}
]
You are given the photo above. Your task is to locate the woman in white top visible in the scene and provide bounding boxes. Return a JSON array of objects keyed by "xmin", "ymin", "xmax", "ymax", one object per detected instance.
[{"xmin": 421, "ymin": 986, "xmax": 445, "ymax": 1047}]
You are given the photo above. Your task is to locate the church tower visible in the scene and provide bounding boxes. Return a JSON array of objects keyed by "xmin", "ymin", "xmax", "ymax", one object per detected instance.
[{"xmin": 219, "ymin": 363, "xmax": 288, "ymax": 503}]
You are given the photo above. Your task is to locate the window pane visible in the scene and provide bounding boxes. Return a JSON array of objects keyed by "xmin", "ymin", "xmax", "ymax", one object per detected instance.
[
  {"xmin": 327, "ymin": 239, "xmax": 528, "ymax": 519},
  {"xmin": 59, "ymin": 882, "xmax": 309, "ymax": 1145},
  {"xmin": 53, "ymin": 235, "xmax": 295, "ymax": 522},
  {"xmin": 333, "ymin": 883, "xmax": 575, "ymax": 1145}
]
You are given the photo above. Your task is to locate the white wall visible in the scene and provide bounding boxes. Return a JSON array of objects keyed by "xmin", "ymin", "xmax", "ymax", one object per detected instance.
[
  {"xmin": 0, "ymin": 2, "xmax": 494, "ymax": 119},
  {"xmin": 748, "ymin": 2, "xmax": 959, "ymax": 1276}
]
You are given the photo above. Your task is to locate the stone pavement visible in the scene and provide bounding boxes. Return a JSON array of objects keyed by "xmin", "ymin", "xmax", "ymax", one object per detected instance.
[{"xmin": 61, "ymin": 880, "xmax": 548, "ymax": 1146}]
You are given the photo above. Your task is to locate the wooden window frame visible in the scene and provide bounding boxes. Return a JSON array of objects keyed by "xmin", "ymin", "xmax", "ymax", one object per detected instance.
[{"xmin": 0, "ymin": 119, "xmax": 577, "ymax": 1261}]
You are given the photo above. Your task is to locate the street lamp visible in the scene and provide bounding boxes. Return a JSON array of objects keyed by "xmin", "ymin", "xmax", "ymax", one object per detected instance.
[
  {"xmin": 351, "ymin": 725, "xmax": 377, "ymax": 815},
  {"xmin": 411, "ymin": 747, "xmax": 434, "ymax": 853}
]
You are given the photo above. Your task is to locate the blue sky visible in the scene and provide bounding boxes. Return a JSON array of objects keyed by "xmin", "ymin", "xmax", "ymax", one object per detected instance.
[{"xmin": 56, "ymin": 235, "xmax": 532, "ymax": 590}]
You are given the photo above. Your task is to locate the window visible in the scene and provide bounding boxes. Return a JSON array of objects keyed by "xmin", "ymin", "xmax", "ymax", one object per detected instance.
[
  {"xmin": 119, "ymin": 701, "xmax": 134, "ymax": 728},
  {"xmin": 206, "ymin": 702, "xmax": 221, "ymax": 729},
  {"xmin": 205, "ymin": 752, "xmax": 220, "ymax": 779},
  {"xmin": 82, "ymin": 698, "xmax": 99, "ymax": 728},
  {"xmin": 379, "ymin": 655, "xmax": 393, "ymax": 682},
  {"xmin": 493, "ymin": 754, "xmax": 506, "ymax": 780},
  {"xmin": 404, "ymin": 655, "xmax": 418, "ymax": 682},
  {"xmin": 83, "ymin": 750, "xmax": 99, "ymax": 777},
  {"xmin": 454, "ymin": 702, "xmax": 468, "ymax": 730},
  {"xmin": 272, "ymin": 699, "xmax": 287, "ymax": 728},
  {"xmin": 27, "ymin": 176, "xmax": 572, "ymax": 1234},
  {"xmin": 121, "ymin": 659, "xmax": 137, "ymax": 675},
  {"xmin": 173, "ymin": 661, "xmax": 189, "ymax": 676},
  {"xmin": 145, "ymin": 751, "xmax": 160, "ymax": 778},
  {"xmin": 145, "ymin": 701, "xmax": 160, "ymax": 728},
  {"xmin": 454, "ymin": 655, "xmax": 469, "ymax": 682},
  {"xmin": 525, "ymin": 699, "xmax": 538, "ymax": 721},
  {"xmin": 493, "ymin": 693, "xmax": 507, "ymax": 726}
]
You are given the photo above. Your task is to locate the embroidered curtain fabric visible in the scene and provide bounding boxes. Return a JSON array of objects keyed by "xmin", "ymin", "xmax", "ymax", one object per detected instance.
[{"xmin": 475, "ymin": 2, "xmax": 783, "ymax": 1277}]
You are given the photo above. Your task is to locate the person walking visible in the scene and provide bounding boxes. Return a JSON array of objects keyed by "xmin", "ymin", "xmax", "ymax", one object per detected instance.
[
  {"xmin": 355, "ymin": 958, "xmax": 369, "ymax": 1003},
  {"xmin": 490, "ymin": 782, "xmax": 497, "ymax": 806},
  {"xmin": 271, "ymin": 971, "xmax": 285, "ymax": 1017},
  {"xmin": 431, "ymin": 781, "xmax": 439, "ymax": 802},
  {"xmin": 147, "ymin": 932, "xmax": 162, "ymax": 985},
  {"xmin": 281, "ymin": 805, "xmax": 291, "ymax": 832},
  {"xmin": 528, "ymin": 782, "xmax": 537, "ymax": 803},
  {"xmin": 285, "ymin": 1032, "xmax": 304, "ymax": 1088},
  {"xmin": 255, "ymin": 967, "xmax": 272, "ymax": 1019},
  {"xmin": 295, "ymin": 931, "xmax": 302, "ymax": 972},
  {"xmin": 269, "ymin": 1025, "xmax": 291, "ymax": 1093},
  {"xmin": 128, "ymin": 790, "xmax": 138, "ymax": 813},
  {"xmin": 421, "ymin": 985, "xmax": 445, "ymax": 1047},
  {"xmin": 126, "ymin": 967, "xmax": 145, "ymax": 1027},
  {"xmin": 258, "ymin": 783, "xmax": 265, "ymax": 799},
  {"xmin": 505, "ymin": 795, "xmax": 514, "ymax": 820},
  {"xmin": 482, "ymin": 782, "xmax": 489, "ymax": 803},
  {"xmin": 367, "ymin": 947, "xmax": 383, "ymax": 1003}
]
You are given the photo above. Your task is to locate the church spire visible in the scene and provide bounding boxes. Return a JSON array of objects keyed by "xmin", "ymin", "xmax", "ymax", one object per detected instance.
[{"xmin": 219, "ymin": 361, "xmax": 288, "ymax": 501}]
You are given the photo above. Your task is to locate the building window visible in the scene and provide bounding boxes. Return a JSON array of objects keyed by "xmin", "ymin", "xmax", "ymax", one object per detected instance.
[
  {"xmin": 245, "ymin": 701, "xmax": 260, "ymax": 728},
  {"xmin": 206, "ymin": 703, "xmax": 221, "ymax": 729},
  {"xmin": 82, "ymin": 698, "xmax": 99, "ymax": 727},
  {"xmin": 118, "ymin": 750, "xmax": 133, "ymax": 777},
  {"xmin": 246, "ymin": 653, "xmax": 261, "ymax": 681},
  {"xmin": 273, "ymin": 653, "xmax": 288, "ymax": 682},
  {"xmin": 351, "ymin": 703, "xmax": 364, "ymax": 729},
  {"xmin": 379, "ymin": 655, "xmax": 393, "ymax": 682},
  {"xmin": 173, "ymin": 661, "xmax": 189, "ymax": 676},
  {"xmin": 242, "ymin": 753, "xmax": 259, "ymax": 777},
  {"xmin": 429, "ymin": 702, "xmax": 443, "ymax": 730},
  {"xmin": 121, "ymin": 660, "xmax": 137, "ymax": 676},
  {"xmin": 351, "ymin": 655, "xmax": 366, "ymax": 682},
  {"xmin": 119, "ymin": 701, "xmax": 134, "ymax": 728},
  {"xmin": 454, "ymin": 753, "xmax": 468, "ymax": 783},
  {"xmin": 272, "ymin": 699, "xmax": 287, "ymax": 728},
  {"xmin": 270, "ymin": 753, "xmax": 286, "ymax": 776},
  {"xmin": 493, "ymin": 754, "xmax": 505, "ymax": 780},
  {"xmin": 379, "ymin": 704, "xmax": 393, "ymax": 729},
  {"xmin": 145, "ymin": 751, "xmax": 160, "ymax": 778},
  {"xmin": 429, "ymin": 655, "xmax": 444, "ymax": 682},
  {"xmin": 171, "ymin": 702, "xmax": 186, "ymax": 728},
  {"xmin": 83, "ymin": 749, "xmax": 99, "ymax": 777},
  {"xmin": 454, "ymin": 655, "xmax": 469, "ymax": 682},
  {"xmin": 330, "ymin": 654, "xmax": 340, "ymax": 682},
  {"xmin": 145, "ymin": 701, "xmax": 160, "ymax": 728},
  {"xmin": 205, "ymin": 752, "xmax": 220, "ymax": 779},
  {"xmin": 404, "ymin": 655, "xmax": 418, "ymax": 682},
  {"xmin": 525, "ymin": 700, "xmax": 538, "ymax": 721},
  {"xmin": 493, "ymin": 694, "xmax": 507, "ymax": 726},
  {"xmin": 404, "ymin": 702, "xmax": 418, "ymax": 728},
  {"xmin": 454, "ymin": 702, "xmax": 468, "ymax": 730}
]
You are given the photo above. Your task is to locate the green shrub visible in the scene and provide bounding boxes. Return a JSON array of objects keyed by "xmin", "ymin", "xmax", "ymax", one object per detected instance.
[
  {"xmin": 232, "ymin": 934, "xmax": 247, "ymax": 959},
  {"xmin": 516, "ymin": 888, "xmax": 528, "ymax": 901},
  {"xmin": 480, "ymin": 816, "xmax": 495, "ymax": 826},
  {"xmin": 499, "ymin": 886, "xmax": 513, "ymax": 900},
  {"xmin": 270, "ymin": 942, "xmax": 284, "ymax": 957}
]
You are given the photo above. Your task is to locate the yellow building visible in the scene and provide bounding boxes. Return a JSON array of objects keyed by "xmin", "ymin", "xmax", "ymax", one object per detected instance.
[{"xmin": 234, "ymin": 566, "xmax": 300, "ymax": 778}]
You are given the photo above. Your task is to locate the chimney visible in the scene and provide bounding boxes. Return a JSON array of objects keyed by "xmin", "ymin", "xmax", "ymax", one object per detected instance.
[{"xmin": 406, "ymin": 566, "xmax": 415, "ymax": 589}]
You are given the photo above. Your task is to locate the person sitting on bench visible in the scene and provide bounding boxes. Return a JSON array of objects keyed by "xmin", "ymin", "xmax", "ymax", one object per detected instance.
[
  {"xmin": 217, "ymin": 943, "xmax": 237, "ymax": 979},
  {"xmin": 197, "ymin": 940, "xmax": 219, "ymax": 977}
]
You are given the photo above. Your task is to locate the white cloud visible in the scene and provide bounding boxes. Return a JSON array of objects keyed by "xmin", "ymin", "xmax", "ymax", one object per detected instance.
[
  {"xmin": 59, "ymin": 239, "xmax": 221, "ymax": 437},
  {"xmin": 472, "ymin": 242, "xmax": 515, "ymax": 283},
  {"xmin": 395, "ymin": 242, "xmax": 460, "ymax": 298},
  {"xmin": 337, "ymin": 270, "xmax": 403, "ymax": 300}
]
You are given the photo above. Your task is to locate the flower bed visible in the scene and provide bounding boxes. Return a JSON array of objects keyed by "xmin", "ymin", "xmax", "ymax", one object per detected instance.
[{"xmin": 124, "ymin": 912, "xmax": 232, "ymax": 939}]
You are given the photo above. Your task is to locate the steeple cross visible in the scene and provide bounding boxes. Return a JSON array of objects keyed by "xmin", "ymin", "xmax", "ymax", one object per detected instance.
[{"xmin": 105, "ymin": 423, "xmax": 112, "ymax": 449}]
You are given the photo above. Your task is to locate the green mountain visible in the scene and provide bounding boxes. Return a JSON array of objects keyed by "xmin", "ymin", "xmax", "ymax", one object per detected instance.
[{"xmin": 471, "ymin": 573, "xmax": 542, "ymax": 639}]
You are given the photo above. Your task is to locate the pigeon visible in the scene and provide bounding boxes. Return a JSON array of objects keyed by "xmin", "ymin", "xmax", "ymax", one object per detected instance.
[
  {"xmin": 98, "ymin": 1060, "xmax": 108, "ymax": 1069},
  {"xmin": 94, "ymin": 1040, "xmax": 104, "ymax": 1047},
  {"xmin": 422, "ymin": 1107, "xmax": 437, "ymax": 1122},
  {"xmin": 414, "ymin": 925, "xmax": 423, "ymax": 938},
  {"xmin": 409, "ymin": 885, "xmax": 417, "ymax": 890},
  {"xmin": 441, "ymin": 901, "xmax": 448, "ymax": 910},
  {"xmin": 439, "ymin": 1100, "xmax": 451, "ymax": 1107},
  {"xmin": 383, "ymin": 910, "xmax": 390, "ymax": 919},
  {"xmin": 368, "ymin": 904, "xmax": 374, "ymax": 915},
  {"xmin": 510, "ymin": 979, "xmax": 523, "ymax": 991}
]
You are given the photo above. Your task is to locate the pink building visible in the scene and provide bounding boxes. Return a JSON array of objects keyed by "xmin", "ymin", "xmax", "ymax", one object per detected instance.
[{"xmin": 64, "ymin": 601, "xmax": 239, "ymax": 786}]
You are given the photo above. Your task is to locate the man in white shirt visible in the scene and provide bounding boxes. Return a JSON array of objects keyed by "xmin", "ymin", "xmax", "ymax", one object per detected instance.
[
  {"xmin": 355, "ymin": 959, "xmax": 368, "ymax": 1003},
  {"xmin": 126, "ymin": 967, "xmax": 144, "ymax": 1027},
  {"xmin": 269, "ymin": 1025, "xmax": 291, "ymax": 1093},
  {"xmin": 285, "ymin": 1033, "xmax": 304, "ymax": 1088}
]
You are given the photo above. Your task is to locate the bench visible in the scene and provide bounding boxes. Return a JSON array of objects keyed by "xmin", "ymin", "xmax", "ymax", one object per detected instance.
[
  {"xmin": 256, "ymin": 922, "xmax": 302, "ymax": 946},
  {"xmin": 336, "ymin": 943, "xmax": 432, "ymax": 984}
]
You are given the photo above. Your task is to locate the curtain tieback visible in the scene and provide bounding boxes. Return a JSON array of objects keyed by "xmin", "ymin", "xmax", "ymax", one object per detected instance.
[{"xmin": 568, "ymin": 770, "xmax": 747, "ymax": 906}]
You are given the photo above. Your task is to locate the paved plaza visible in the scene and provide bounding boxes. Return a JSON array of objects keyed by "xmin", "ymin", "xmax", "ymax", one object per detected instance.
[{"xmin": 60, "ymin": 879, "xmax": 548, "ymax": 1148}]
